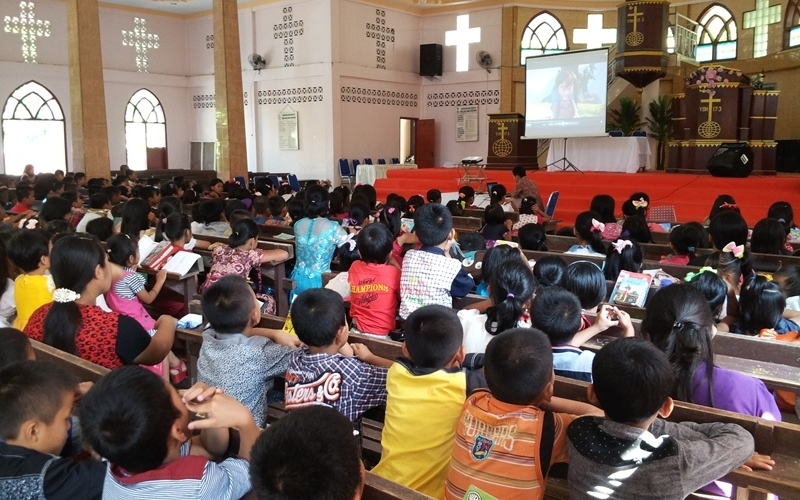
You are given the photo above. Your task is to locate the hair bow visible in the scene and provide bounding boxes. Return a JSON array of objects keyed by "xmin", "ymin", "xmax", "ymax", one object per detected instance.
[
  {"xmin": 53, "ymin": 288, "xmax": 81, "ymax": 303},
  {"xmin": 387, "ymin": 207, "xmax": 395, "ymax": 214},
  {"xmin": 684, "ymin": 266, "xmax": 717, "ymax": 282},
  {"xmin": 632, "ymin": 198, "xmax": 648, "ymax": 209},
  {"xmin": 459, "ymin": 193, "xmax": 466, "ymax": 199},
  {"xmin": 722, "ymin": 241, "xmax": 745, "ymax": 259},
  {"xmin": 719, "ymin": 202, "xmax": 738, "ymax": 210},
  {"xmin": 338, "ymin": 233, "xmax": 356, "ymax": 251},
  {"xmin": 612, "ymin": 239, "xmax": 633, "ymax": 254},
  {"xmin": 409, "ymin": 206, "xmax": 416, "ymax": 214},
  {"xmin": 591, "ymin": 219, "xmax": 605, "ymax": 233}
]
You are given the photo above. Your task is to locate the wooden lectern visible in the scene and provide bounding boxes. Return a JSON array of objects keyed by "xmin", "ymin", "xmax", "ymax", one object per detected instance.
[{"xmin": 486, "ymin": 113, "xmax": 538, "ymax": 170}]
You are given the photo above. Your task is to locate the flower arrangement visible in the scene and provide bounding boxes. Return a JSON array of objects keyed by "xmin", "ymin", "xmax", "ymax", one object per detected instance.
[
  {"xmin": 685, "ymin": 66, "xmax": 743, "ymax": 96},
  {"xmin": 750, "ymin": 71, "xmax": 765, "ymax": 90}
]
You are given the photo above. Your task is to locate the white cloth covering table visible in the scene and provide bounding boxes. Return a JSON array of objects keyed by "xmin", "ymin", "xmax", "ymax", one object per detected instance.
[{"xmin": 546, "ymin": 136, "xmax": 651, "ymax": 173}]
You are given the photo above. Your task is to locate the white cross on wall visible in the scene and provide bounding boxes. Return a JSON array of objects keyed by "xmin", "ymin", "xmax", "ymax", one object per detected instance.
[
  {"xmin": 445, "ymin": 15, "xmax": 480, "ymax": 72},
  {"xmin": 573, "ymin": 14, "xmax": 616, "ymax": 50},
  {"xmin": 744, "ymin": 0, "xmax": 781, "ymax": 58},
  {"xmin": 122, "ymin": 18, "xmax": 159, "ymax": 73},
  {"xmin": 3, "ymin": 1, "xmax": 50, "ymax": 64}
]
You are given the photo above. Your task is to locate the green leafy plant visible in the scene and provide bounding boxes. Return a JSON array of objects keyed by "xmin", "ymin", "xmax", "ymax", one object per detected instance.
[
  {"xmin": 608, "ymin": 97, "xmax": 643, "ymax": 136},
  {"xmin": 646, "ymin": 95, "xmax": 673, "ymax": 171}
]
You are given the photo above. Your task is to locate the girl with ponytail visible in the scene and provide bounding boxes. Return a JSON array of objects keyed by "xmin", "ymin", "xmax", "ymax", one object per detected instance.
[
  {"xmin": 566, "ymin": 211, "xmax": 606, "ymax": 256},
  {"xmin": 23, "ymin": 234, "xmax": 176, "ymax": 370},
  {"xmin": 458, "ymin": 259, "xmax": 537, "ymax": 353},
  {"xmin": 642, "ymin": 283, "xmax": 779, "ymax": 419}
]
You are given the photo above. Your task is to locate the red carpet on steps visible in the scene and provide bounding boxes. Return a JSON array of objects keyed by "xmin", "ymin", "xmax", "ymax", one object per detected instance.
[{"xmin": 374, "ymin": 169, "xmax": 799, "ymax": 228}]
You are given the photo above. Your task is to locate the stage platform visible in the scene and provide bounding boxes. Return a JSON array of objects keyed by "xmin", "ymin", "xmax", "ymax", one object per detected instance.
[{"xmin": 374, "ymin": 169, "xmax": 799, "ymax": 228}]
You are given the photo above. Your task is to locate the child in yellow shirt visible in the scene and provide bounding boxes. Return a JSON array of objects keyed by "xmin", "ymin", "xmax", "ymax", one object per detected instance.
[{"xmin": 8, "ymin": 229, "xmax": 54, "ymax": 330}]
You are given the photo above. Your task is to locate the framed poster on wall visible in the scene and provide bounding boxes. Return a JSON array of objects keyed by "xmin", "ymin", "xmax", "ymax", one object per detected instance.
[
  {"xmin": 279, "ymin": 111, "xmax": 299, "ymax": 150},
  {"xmin": 456, "ymin": 105, "xmax": 478, "ymax": 142}
]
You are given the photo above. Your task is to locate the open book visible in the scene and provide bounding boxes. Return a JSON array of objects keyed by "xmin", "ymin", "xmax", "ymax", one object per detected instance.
[
  {"xmin": 138, "ymin": 236, "xmax": 202, "ymax": 277},
  {"xmin": 610, "ymin": 270, "xmax": 653, "ymax": 308}
]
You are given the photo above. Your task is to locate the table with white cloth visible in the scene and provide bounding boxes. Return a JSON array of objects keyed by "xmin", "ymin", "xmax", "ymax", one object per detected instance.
[
  {"xmin": 545, "ymin": 137, "xmax": 651, "ymax": 173},
  {"xmin": 355, "ymin": 163, "xmax": 417, "ymax": 185}
]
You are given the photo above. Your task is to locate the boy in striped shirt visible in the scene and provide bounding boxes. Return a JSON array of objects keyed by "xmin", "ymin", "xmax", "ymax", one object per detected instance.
[
  {"xmin": 80, "ymin": 366, "xmax": 261, "ymax": 500},
  {"xmin": 445, "ymin": 328, "xmax": 601, "ymax": 500}
]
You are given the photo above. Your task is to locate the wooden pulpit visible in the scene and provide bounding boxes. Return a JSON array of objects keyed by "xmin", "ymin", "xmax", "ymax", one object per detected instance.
[{"xmin": 486, "ymin": 113, "xmax": 538, "ymax": 170}]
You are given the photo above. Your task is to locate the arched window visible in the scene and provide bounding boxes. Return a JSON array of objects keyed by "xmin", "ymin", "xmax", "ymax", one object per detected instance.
[
  {"xmin": 125, "ymin": 89, "xmax": 167, "ymax": 170},
  {"xmin": 695, "ymin": 5, "xmax": 738, "ymax": 62},
  {"xmin": 786, "ymin": 0, "xmax": 800, "ymax": 48},
  {"xmin": 520, "ymin": 12, "xmax": 568, "ymax": 65},
  {"xmin": 1, "ymin": 81, "xmax": 67, "ymax": 175}
]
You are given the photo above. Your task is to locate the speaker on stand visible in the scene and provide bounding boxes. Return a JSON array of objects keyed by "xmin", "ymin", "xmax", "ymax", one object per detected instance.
[{"xmin": 706, "ymin": 143, "xmax": 754, "ymax": 177}]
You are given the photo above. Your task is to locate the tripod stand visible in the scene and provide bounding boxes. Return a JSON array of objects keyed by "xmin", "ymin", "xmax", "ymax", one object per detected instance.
[{"xmin": 545, "ymin": 138, "xmax": 583, "ymax": 173}]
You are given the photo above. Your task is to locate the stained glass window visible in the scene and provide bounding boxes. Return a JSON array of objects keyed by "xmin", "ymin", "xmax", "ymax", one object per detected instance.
[
  {"xmin": 696, "ymin": 5, "xmax": 738, "ymax": 62},
  {"xmin": 785, "ymin": 0, "xmax": 800, "ymax": 48}
]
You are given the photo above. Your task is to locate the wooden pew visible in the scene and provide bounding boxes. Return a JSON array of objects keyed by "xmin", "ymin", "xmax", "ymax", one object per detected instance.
[
  {"xmin": 31, "ymin": 339, "xmax": 426, "ymax": 500},
  {"xmin": 31, "ymin": 339, "xmax": 110, "ymax": 382},
  {"xmin": 521, "ymin": 249, "xmax": 701, "ymax": 281},
  {"xmin": 193, "ymin": 233, "xmax": 295, "ymax": 317},
  {"xmin": 451, "ymin": 216, "xmax": 482, "ymax": 233}
]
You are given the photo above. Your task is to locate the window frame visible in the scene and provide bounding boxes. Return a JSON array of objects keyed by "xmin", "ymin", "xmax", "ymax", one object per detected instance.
[
  {"xmin": 695, "ymin": 4, "xmax": 738, "ymax": 63},
  {"xmin": 520, "ymin": 12, "xmax": 569, "ymax": 65},
  {"xmin": 124, "ymin": 88, "xmax": 168, "ymax": 170}
]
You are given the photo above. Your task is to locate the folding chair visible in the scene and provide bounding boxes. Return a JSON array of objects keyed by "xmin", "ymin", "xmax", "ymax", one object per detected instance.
[
  {"xmin": 339, "ymin": 159, "xmax": 355, "ymax": 187},
  {"xmin": 378, "ymin": 159, "xmax": 386, "ymax": 164},
  {"xmin": 364, "ymin": 158, "xmax": 373, "ymax": 165},
  {"xmin": 391, "ymin": 157, "xmax": 400, "ymax": 164}
]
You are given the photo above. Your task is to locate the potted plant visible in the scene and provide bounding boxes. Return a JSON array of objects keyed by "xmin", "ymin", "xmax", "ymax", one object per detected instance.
[
  {"xmin": 646, "ymin": 95, "xmax": 673, "ymax": 171},
  {"xmin": 608, "ymin": 97, "xmax": 643, "ymax": 136}
]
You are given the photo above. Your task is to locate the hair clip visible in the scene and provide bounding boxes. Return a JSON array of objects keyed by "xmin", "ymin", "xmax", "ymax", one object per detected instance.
[
  {"xmin": 684, "ymin": 266, "xmax": 717, "ymax": 282},
  {"xmin": 672, "ymin": 321, "xmax": 684, "ymax": 330},
  {"xmin": 612, "ymin": 239, "xmax": 633, "ymax": 254},
  {"xmin": 506, "ymin": 293, "xmax": 515, "ymax": 299},
  {"xmin": 409, "ymin": 206, "xmax": 416, "ymax": 214},
  {"xmin": 387, "ymin": 207, "xmax": 395, "ymax": 214},
  {"xmin": 162, "ymin": 218, "xmax": 167, "ymax": 224},
  {"xmin": 632, "ymin": 198, "xmax": 648, "ymax": 209},
  {"xmin": 459, "ymin": 193, "xmax": 466, "ymax": 199},
  {"xmin": 722, "ymin": 241, "xmax": 744, "ymax": 259},
  {"xmin": 719, "ymin": 202, "xmax": 738, "ymax": 210},
  {"xmin": 687, "ymin": 246, "xmax": 695, "ymax": 252},
  {"xmin": 591, "ymin": 219, "xmax": 605, "ymax": 233},
  {"xmin": 53, "ymin": 288, "xmax": 80, "ymax": 303},
  {"xmin": 337, "ymin": 233, "xmax": 356, "ymax": 251}
]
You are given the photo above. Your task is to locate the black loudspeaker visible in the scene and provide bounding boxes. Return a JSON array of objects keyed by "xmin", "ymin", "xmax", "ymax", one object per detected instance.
[
  {"xmin": 420, "ymin": 44, "xmax": 442, "ymax": 77},
  {"xmin": 706, "ymin": 142, "xmax": 754, "ymax": 178}
]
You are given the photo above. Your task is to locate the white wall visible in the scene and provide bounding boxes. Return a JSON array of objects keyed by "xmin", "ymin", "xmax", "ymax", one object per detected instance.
[{"xmin": 0, "ymin": 0, "xmax": 192, "ymax": 173}]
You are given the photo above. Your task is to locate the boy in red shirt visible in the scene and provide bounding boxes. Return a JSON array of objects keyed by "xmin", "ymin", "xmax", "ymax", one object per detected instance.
[
  {"xmin": 10, "ymin": 185, "xmax": 35, "ymax": 214},
  {"xmin": 349, "ymin": 224, "xmax": 401, "ymax": 336}
]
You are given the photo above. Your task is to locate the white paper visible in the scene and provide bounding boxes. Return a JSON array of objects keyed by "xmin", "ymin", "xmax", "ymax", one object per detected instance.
[
  {"xmin": 137, "ymin": 236, "xmax": 158, "ymax": 265},
  {"xmin": 162, "ymin": 251, "xmax": 202, "ymax": 277}
]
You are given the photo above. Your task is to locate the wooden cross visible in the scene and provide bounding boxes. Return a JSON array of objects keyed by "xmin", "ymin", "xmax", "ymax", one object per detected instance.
[
  {"xmin": 3, "ymin": 1, "xmax": 50, "ymax": 64},
  {"xmin": 627, "ymin": 6, "xmax": 644, "ymax": 31},
  {"xmin": 122, "ymin": 18, "xmax": 159, "ymax": 73},
  {"xmin": 701, "ymin": 94, "xmax": 721, "ymax": 122},
  {"xmin": 744, "ymin": 0, "xmax": 781, "ymax": 58}
]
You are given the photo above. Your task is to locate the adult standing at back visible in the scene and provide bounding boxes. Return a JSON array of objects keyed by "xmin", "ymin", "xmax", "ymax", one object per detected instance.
[
  {"xmin": 510, "ymin": 166, "xmax": 543, "ymax": 210},
  {"xmin": 291, "ymin": 185, "xmax": 346, "ymax": 295}
]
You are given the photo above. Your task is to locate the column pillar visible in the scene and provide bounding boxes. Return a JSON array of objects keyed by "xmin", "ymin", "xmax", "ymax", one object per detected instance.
[
  {"xmin": 67, "ymin": 0, "xmax": 110, "ymax": 178},
  {"xmin": 213, "ymin": 0, "xmax": 248, "ymax": 180}
]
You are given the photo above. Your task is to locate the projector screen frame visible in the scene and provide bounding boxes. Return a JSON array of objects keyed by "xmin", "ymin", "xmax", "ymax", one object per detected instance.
[{"xmin": 522, "ymin": 47, "xmax": 610, "ymax": 140}]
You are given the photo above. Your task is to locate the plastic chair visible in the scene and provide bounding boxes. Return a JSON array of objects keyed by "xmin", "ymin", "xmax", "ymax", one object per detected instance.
[
  {"xmin": 339, "ymin": 159, "xmax": 355, "ymax": 187},
  {"xmin": 364, "ymin": 158, "xmax": 373, "ymax": 165},
  {"xmin": 288, "ymin": 174, "xmax": 300, "ymax": 192},
  {"xmin": 609, "ymin": 130, "xmax": 624, "ymax": 137},
  {"xmin": 632, "ymin": 130, "xmax": 647, "ymax": 137},
  {"xmin": 545, "ymin": 191, "xmax": 559, "ymax": 218},
  {"xmin": 391, "ymin": 157, "xmax": 400, "ymax": 164},
  {"xmin": 233, "ymin": 176, "xmax": 246, "ymax": 187},
  {"xmin": 378, "ymin": 159, "xmax": 386, "ymax": 164}
]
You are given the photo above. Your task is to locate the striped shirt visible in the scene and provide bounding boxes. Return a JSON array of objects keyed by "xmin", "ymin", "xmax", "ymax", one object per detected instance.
[
  {"xmin": 445, "ymin": 390, "xmax": 572, "ymax": 500},
  {"xmin": 102, "ymin": 453, "xmax": 251, "ymax": 500}
]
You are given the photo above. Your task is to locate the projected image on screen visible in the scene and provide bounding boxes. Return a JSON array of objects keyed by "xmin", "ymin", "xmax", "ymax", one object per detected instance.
[{"xmin": 524, "ymin": 49, "xmax": 609, "ymax": 139}]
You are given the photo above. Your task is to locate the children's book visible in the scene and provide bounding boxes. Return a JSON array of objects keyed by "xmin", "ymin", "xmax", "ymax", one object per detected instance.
[
  {"xmin": 161, "ymin": 251, "xmax": 203, "ymax": 277},
  {"xmin": 400, "ymin": 218, "xmax": 415, "ymax": 234},
  {"xmin": 611, "ymin": 270, "xmax": 653, "ymax": 308}
]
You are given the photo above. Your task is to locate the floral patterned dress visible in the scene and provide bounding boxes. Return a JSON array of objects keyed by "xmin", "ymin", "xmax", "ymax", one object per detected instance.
[{"xmin": 200, "ymin": 246, "xmax": 276, "ymax": 314}]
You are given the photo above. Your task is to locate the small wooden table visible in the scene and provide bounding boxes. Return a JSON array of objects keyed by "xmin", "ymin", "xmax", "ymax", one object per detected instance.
[{"xmin": 457, "ymin": 162, "xmax": 488, "ymax": 191}]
